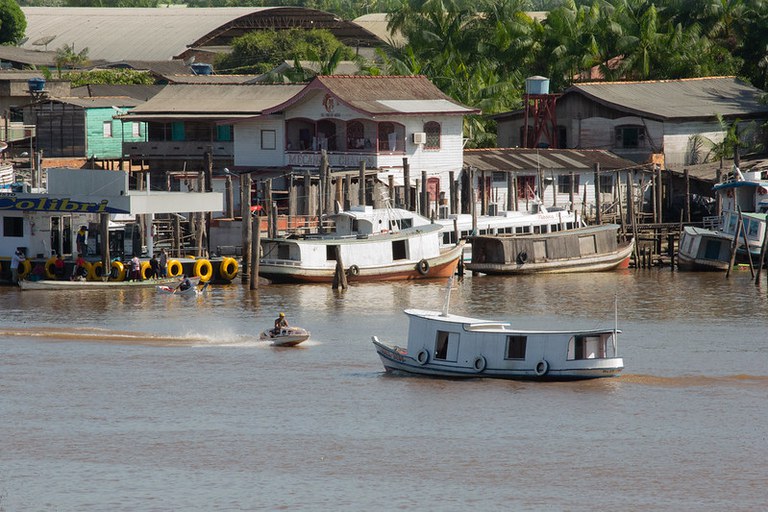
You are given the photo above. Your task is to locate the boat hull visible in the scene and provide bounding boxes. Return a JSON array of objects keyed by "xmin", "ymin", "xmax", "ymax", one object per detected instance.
[
  {"xmin": 260, "ymin": 327, "xmax": 310, "ymax": 347},
  {"xmin": 19, "ymin": 276, "xmax": 187, "ymax": 291},
  {"xmin": 373, "ymin": 339, "xmax": 622, "ymax": 380},
  {"xmin": 677, "ymin": 226, "xmax": 732, "ymax": 271},
  {"xmin": 260, "ymin": 243, "xmax": 464, "ymax": 284}
]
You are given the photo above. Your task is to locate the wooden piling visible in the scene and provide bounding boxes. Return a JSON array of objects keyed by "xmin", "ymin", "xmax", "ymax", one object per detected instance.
[
  {"xmin": 358, "ymin": 160, "xmax": 366, "ymax": 206},
  {"xmin": 250, "ymin": 211, "xmax": 260, "ymax": 290},
  {"xmin": 403, "ymin": 158, "xmax": 410, "ymax": 211},
  {"xmin": 421, "ymin": 170, "xmax": 428, "ymax": 217},
  {"xmin": 344, "ymin": 173, "xmax": 352, "ymax": 210},
  {"xmin": 725, "ymin": 215, "xmax": 742, "ymax": 279},
  {"xmin": 594, "ymin": 163, "xmax": 602, "ymax": 224},
  {"xmin": 241, "ymin": 173, "xmax": 252, "ymax": 284},
  {"xmin": 332, "ymin": 245, "xmax": 348, "ymax": 290},
  {"xmin": 388, "ymin": 174, "xmax": 395, "ymax": 206},
  {"xmin": 756, "ymin": 221, "xmax": 768, "ymax": 285}
]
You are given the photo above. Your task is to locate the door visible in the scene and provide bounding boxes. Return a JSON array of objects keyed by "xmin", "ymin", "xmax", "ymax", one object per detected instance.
[{"xmin": 50, "ymin": 216, "xmax": 61, "ymax": 256}]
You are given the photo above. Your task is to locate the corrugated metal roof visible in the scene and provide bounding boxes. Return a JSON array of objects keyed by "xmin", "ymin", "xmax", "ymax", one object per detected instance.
[
  {"xmin": 568, "ymin": 77, "xmax": 768, "ymax": 121},
  {"xmin": 125, "ymin": 84, "xmax": 305, "ymax": 117},
  {"xmin": 71, "ymin": 84, "xmax": 164, "ymax": 101},
  {"xmin": 463, "ymin": 148, "xmax": 642, "ymax": 172},
  {"xmin": 45, "ymin": 96, "xmax": 142, "ymax": 108},
  {"xmin": 351, "ymin": 13, "xmax": 406, "ymax": 47},
  {"xmin": 167, "ymin": 75, "xmax": 262, "ymax": 85},
  {"xmin": 20, "ymin": 7, "xmax": 385, "ymax": 62},
  {"xmin": 0, "ymin": 46, "xmax": 56, "ymax": 66},
  {"xmin": 264, "ymin": 75, "xmax": 479, "ymax": 116}
]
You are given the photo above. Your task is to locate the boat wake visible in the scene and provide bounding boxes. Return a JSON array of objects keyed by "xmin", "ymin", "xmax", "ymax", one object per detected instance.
[
  {"xmin": 619, "ymin": 373, "xmax": 768, "ymax": 387},
  {"xmin": 0, "ymin": 326, "xmax": 248, "ymax": 347}
]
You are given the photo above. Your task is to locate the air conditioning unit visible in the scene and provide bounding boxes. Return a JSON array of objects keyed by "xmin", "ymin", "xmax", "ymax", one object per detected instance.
[{"xmin": 412, "ymin": 132, "xmax": 427, "ymax": 144}]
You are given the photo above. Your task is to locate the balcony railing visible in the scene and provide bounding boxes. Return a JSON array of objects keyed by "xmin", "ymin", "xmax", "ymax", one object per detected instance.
[{"xmin": 123, "ymin": 141, "xmax": 233, "ymax": 158}]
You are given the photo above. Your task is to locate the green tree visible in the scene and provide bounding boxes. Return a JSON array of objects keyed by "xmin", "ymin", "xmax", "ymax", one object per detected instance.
[
  {"xmin": 55, "ymin": 43, "xmax": 89, "ymax": 77},
  {"xmin": 0, "ymin": 0, "xmax": 26, "ymax": 44},
  {"xmin": 215, "ymin": 28, "xmax": 354, "ymax": 74},
  {"xmin": 63, "ymin": 69, "xmax": 156, "ymax": 87}
]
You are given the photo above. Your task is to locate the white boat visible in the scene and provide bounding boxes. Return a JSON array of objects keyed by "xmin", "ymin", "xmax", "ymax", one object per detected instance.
[
  {"xmin": 679, "ymin": 165, "xmax": 768, "ymax": 269},
  {"xmin": 465, "ymin": 224, "xmax": 634, "ymax": 274},
  {"xmin": 259, "ymin": 327, "xmax": 311, "ymax": 347},
  {"xmin": 372, "ymin": 282, "xmax": 624, "ymax": 380},
  {"xmin": 19, "ymin": 276, "xmax": 186, "ymax": 291},
  {"xmin": 677, "ymin": 226, "xmax": 733, "ymax": 271},
  {"xmin": 157, "ymin": 279, "xmax": 206, "ymax": 296},
  {"xmin": 259, "ymin": 205, "xmax": 464, "ymax": 283}
]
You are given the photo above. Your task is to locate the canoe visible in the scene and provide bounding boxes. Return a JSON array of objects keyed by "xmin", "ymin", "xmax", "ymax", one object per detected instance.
[{"xmin": 19, "ymin": 276, "xmax": 186, "ymax": 291}]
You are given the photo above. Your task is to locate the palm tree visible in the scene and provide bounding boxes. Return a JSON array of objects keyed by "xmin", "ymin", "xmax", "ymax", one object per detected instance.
[{"xmin": 55, "ymin": 43, "xmax": 89, "ymax": 78}]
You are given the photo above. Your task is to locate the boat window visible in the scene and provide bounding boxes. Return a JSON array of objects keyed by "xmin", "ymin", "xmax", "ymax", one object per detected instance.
[
  {"xmin": 727, "ymin": 214, "xmax": 737, "ymax": 234},
  {"xmin": 326, "ymin": 245, "xmax": 339, "ymax": 261},
  {"xmin": 747, "ymin": 218, "xmax": 760, "ymax": 238},
  {"xmin": 550, "ymin": 224, "xmax": 559, "ymax": 232},
  {"xmin": 434, "ymin": 331, "xmax": 449, "ymax": 359},
  {"xmin": 392, "ymin": 239, "xmax": 407, "ymax": 260},
  {"xmin": 391, "ymin": 218, "xmax": 413, "ymax": 230},
  {"xmin": 568, "ymin": 335, "xmax": 608, "ymax": 360},
  {"xmin": 3, "ymin": 216, "xmax": 23, "ymax": 237},
  {"xmin": 506, "ymin": 335, "xmax": 527, "ymax": 359},
  {"xmin": 533, "ymin": 225, "xmax": 542, "ymax": 234},
  {"xmin": 278, "ymin": 244, "xmax": 292, "ymax": 260}
]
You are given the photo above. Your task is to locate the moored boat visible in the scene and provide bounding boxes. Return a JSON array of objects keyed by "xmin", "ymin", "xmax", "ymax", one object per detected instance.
[
  {"xmin": 259, "ymin": 205, "xmax": 464, "ymax": 283},
  {"xmin": 371, "ymin": 282, "xmax": 624, "ymax": 380},
  {"xmin": 677, "ymin": 226, "xmax": 732, "ymax": 271},
  {"xmin": 466, "ymin": 223, "xmax": 633, "ymax": 274},
  {"xmin": 19, "ymin": 276, "xmax": 187, "ymax": 291}
]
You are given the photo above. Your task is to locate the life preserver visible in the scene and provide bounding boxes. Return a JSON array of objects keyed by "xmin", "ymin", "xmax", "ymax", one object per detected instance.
[
  {"xmin": 92, "ymin": 261, "xmax": 105, "ymax": 279},
  {"xmin": 417, "ymin": 259, "xmax": 430, "ymax": 275},
  {"xmin": 111, "ymin": 260, "xmax": 126, "ymax": 281},
  {"xmin": 193, "ymin": 258, "xmax": 214, "ymax": 282},
  {"xmin": 473, "ymin": 355, "xmax": 487, "ymax": 372},
  {"xmin": 18, "ymin": 259, "xmax": 32, "ymax": 279},
  {"xmin": 416, "ymin": 349, "xmax": 429, "ymax": 365},
  {"xmin": 167, "ymin": 259, "xmax": 183, "ymax": 277},
  {"xmin": 534, "ymin": 359, "xmax": 549, "ymax": 377},
  {"xmin": 44, "ymin": 256, "xmax": 58, "ymax": 279},
  {"xmin": 517, "ymin": 251, "xmax": 528, "ymax": 264},
  {"xmin": 347, "ymin": 264, "xmax": 360, "ymax": 276},
  {"xmin": 140, "ymin": 261, "xmax": 152, "ymax": 279},
  {"xmin": 219, "ymin": 257, "xmax": 239, "ymax": 281}
]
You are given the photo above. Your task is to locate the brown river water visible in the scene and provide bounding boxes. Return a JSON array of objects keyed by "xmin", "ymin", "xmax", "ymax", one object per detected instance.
[{"xmin": 1, "ymin": 269, "xmax": 766, "ymax": 511}]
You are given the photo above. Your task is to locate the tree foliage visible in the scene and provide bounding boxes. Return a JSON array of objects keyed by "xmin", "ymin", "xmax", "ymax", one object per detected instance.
[
  {"xmin": 0, "ymin": 0, "xmax": 26, "ymax": 44},
  {"xmin": 215, "ymin": 28, "xmax": 355, "ymax": 74},
  {"xmin": 63, "ymin": 69, "xmax": 156, "ymax": 87}
]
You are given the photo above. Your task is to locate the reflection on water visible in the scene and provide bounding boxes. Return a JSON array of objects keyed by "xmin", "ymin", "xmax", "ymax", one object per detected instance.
[{"xmin": 1, "ymin": 269, "xmax": 768, "ymax": 510}]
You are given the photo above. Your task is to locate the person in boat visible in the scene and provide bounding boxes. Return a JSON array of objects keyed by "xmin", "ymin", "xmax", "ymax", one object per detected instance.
[
  {"xmin": 53, "ymin": 253, "xmax": 66, "ymax": 279},
  {"xmin": 176, "ymin": 274, "xmax": 193, "ymax": 292},
  {"xmin": 273, "ymin": 312, "xmax": 289, "ymax": 335},
  {"xmin": 72, "ymin": 253, "xmax": 88, "ymax": 280}
]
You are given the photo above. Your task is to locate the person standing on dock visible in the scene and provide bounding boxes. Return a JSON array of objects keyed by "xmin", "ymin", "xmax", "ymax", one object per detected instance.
[
  {"xmin": 76, "ymin": 226, "xmax": 88, "ymax": 255},
  {"xmin": 158, "ymin": 248, "xmax": 168, "ymax": 278},
  {"xmin": 10, "ymin": 248, "xmax": 25, "ymax": 284},
  {"xmin": 130, "ymin": 255, "xmax": 141, "ymax": 281}
]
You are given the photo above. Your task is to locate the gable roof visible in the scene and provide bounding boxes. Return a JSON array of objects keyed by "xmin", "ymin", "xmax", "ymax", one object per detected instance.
[
  {"xmin": 0, "ymin": 46, "xmax": 57, "ymax": 67},
  {"xmin": 463, "ymin": 148, "xmax": 642, "ymax": 173},
  {"xmin": 566, "ymin": 76, "xmax": 768, "ymax": 121},
  {"xmin": 263, "ymin": 75, "xmax": 479, "ymax": 117},
  {"xmin": 123, "ymin": 84, "xmax": 305, "ymax": 120},
  {"xmin": 71, "ymin": 84, "xmax": 165, "ymax": 101},
  {"xmin": 43, "ymin": 96, "xmax": 142, "ymax": 109}
]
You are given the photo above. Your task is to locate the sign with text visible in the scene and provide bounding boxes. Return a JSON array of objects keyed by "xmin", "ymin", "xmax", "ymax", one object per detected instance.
[
  {"xmin": 0, "ymin": 195, "xmax": 129, "ymax": 213},
  {"xmin": 287, "ymin": 152, "xmax": 378, "ymax": 169}
]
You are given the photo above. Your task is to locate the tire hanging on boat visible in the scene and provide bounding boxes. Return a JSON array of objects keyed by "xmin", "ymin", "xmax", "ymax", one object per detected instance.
[
  {"xmin": 417, "ymin": 259, "xmax": 430, "ymax": 275},
  {"xmin": 417, "ymin": 349, "xmax": 430, "ymax": 365},
  {"xmin": 18, "ymin": 259, "xmax": 32, "ymax": 279},
  {"xmin": 534, "ymin": 359, "xmax": 549, "ymax": 377},
  {"xmin": 111, "ymin": 260, "xmax": 126, "ymax": 281},
  {"xmin": 44, "ymin": 256, "xmax": 58, "ymax": 279},
  {"xmin": 193, "ymin": 258, "xmax": 214, "ymax": 282},
  {"xmin": 473, "ymin": 355, "xmax": 487, "ymax": 372},
  {"xmin": 347, "ymin": 264, "xmax": 360, "ymax": 276},
  {"xmin": 219, "ymin": 257, "xmax": 239, "ymax": 281},
  {"xmin": 517, "ymin": 251, "xmax": 528, "ymax": 264}
]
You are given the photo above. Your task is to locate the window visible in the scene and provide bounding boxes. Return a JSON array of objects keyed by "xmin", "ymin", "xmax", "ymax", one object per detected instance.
[
  {"xmin": 3, "ymin": 217, "xmax": 23, "ymax": 237},
  {"xmin": 132, "ymin": 121, "xmax": 142, "ymax": 137},
  {"xmin": 347, "ymin": 121, "xmax": 365, "ymax": 150},
  {"xmin": 434, "ymin": 331, "xmax": 449, "ymax": 360},
  {"xmin": 424, "ymin": 121, "xmax": 440, "ymax": 150},
  {"xmin": 103, "ymin": 121, "xmax": 113, "ymax": 138},
  {"xmin": 570, "ymin": 335, "xmax": 607, "ymax": 360},
  {"xmin": 615, "ymin": 125, "xmax": 645, "ymax": 148},
  {"xmin": 217, "ymin": 125, "xmax": 233, "ymax": 142},
  {"xmin": 392, "ymin": 239, "xmax": 407, "ymax": 260},
  {"xmin": 378, "ymin": 122, "xmax": 396, "ymax": 151},
  {"xmin": 506, "ymin": 335, "xmax": 527, "ymax": 359},
  {"xmin": 557, "ymin": 174, "xmax": 579, "ymax": 194},
  {"xmin": 599, "ymin": 174, "xmax": 613, "ymax": 193},
  {"xmin": 261, "ymin": 129, "xmax": 276, "ymax": 150}
]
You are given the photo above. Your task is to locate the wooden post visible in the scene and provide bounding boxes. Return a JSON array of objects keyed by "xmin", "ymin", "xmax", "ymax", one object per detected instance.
[
  {"xmin": 569, "ymin": 171, "xmax": 575, "ymax": 213},
  {"xmin": 656, "ymin": 165, "xmax": 663, "ymax": 224},
  {"xmin": 100, "ymin": 213, "xmax": 110, "ymax": 280},
  {"xmin": 250, "ymin": 212, "xmax": 260, "ymax": 290},
  {"xmin": 415, "ymin": 178, "xmax": 420, "ymax": 215},
  {"xmin": 303, "ymin": 169, "xmax": 312, "ymax": 217},
  {"xmin": 173, "ymin": 214, "xmax": 181, "ymax": 257},
  {"xmin": 334, "ymin": 174, "xmax": 343, "ymax": 212},
  {"xmin": 594, "ymin": 163, "xmax": 602, "ymax": 225},
  {"xmin": 755, "ymin": 221, "xmax": 768, "ymax": 285},
  {"xmin": 358, "ymin": 160, "xmax": 366, "ymax": 206},
  {"xmin": 628, "ymin": 171, "xmax": 640, "ymax": 266},
  {"xmin": 241, "ymin": 173, "xmax": 252, "ymax": 284},
  {"xmin": 715, "ymin": 168, "xmax": 722, "ymax": 216},
  {"xmin": 470, "ymin": 167, "xmax": 477, "ymax": 233},
  {"xmin": 344, "ymin": 173, "xmax": 352, "ymax": 210},
  {"xmin": 738, "ymin": 208, "xmax": 755, "ymax": 277},
  {"xmin": 332, "ymin": 245, "xmax": 348, "ymax": 290},
  {"xmin": 450, "ymin": 170, "xmax": 458, "ymax": 215},
  {"xmin": 725, "ymin": 215, "xmax": 742, "ymax": 279},
  {"xmin": 225, "ymin": 175, "xmax": 234, "ymax": 218},
  {"xmin": 684, "ymin": 168, "xmax": 691, "ymax": 223},
  {"xmin": 388, "ymin": 174, "xmax": 395, "ymax": 207},
  {"xmin": 319, "ymin": 150, "xmax": 328, "ymax": 217},
  {"xmin": 505, "ymin": 171, "xmax": 513, "ymax": 212},
  {"xmin": 513, "ymin": 172, "xmax": 518, "ymax": 212},
  {"xmin": 289, "ymin": 173, "xmax": 298, "ymax": 220},
  {"xmin": 616, "ymin": 171, "xmax": 625, "ymax": 237},
  {"xmin": 421, "ymin": 170, "xmax": 428, "ymax": 217},
  {"xmin": 403, "ymin": 158, "xmax": 411, "ymax": 211}
]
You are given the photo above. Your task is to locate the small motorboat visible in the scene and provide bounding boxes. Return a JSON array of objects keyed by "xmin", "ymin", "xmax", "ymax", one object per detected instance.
[
  {"xmin": 157, "ymin": 279, "xmax": 206, "ymax": 296},
  {"xmin": 259, "ymin": 326, "xmax": 311, "ymax": 347}
]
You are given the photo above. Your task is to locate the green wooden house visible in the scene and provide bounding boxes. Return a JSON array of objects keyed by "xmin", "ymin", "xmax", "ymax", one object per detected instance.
[{"xmin": 29, "ymin": 97, "xmax": 148, "ymax": 159}]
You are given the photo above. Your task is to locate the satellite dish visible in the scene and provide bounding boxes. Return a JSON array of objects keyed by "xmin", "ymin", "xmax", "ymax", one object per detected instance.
[
  {"xmin": 32, "ymin": 35, "xmax": 56, "ymax": 51},
  {"xmin": 184, "ymin": 55, "xmax": 195, "ymax": 66},
  {"xmin": 17, "ymin": 37, "xmax": 28, "ymax": 46}
]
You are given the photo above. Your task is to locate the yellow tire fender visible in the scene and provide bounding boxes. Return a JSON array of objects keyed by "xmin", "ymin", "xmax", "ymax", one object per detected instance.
[{"xmin": 193, "ymin": 258, "xmax": 214, "ymax": 282}]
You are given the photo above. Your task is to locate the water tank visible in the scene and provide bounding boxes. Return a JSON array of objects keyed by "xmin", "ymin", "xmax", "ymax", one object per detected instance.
[
  {"xmin": 28, "ymin": 78, "xmax": 46, "ymax": 93},
  {"xmin": 191, "ymin": 63, "xmax": 213, "ymax": 76},
  {"xmin": 525, "ymin": 76, "xmax": 550, "ymax": 95}
]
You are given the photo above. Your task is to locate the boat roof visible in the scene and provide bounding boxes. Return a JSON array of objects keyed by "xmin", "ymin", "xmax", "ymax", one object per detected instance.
[
  {"xmin": 683, "ymin": 226, "xmax": 733, "ymax": 238},
  {"xmin": 264, "ymin": 223, "xmax": 442, "ymax": 242},
  {"xmin": 404, "ymin": 309, "xmax": 617, "ymax": 335}
]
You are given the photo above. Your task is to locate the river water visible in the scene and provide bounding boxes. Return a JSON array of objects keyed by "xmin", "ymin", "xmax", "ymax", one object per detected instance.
[{"xmin": 1, "ymin": 269, "xmax": 766, "ymax": 511}]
